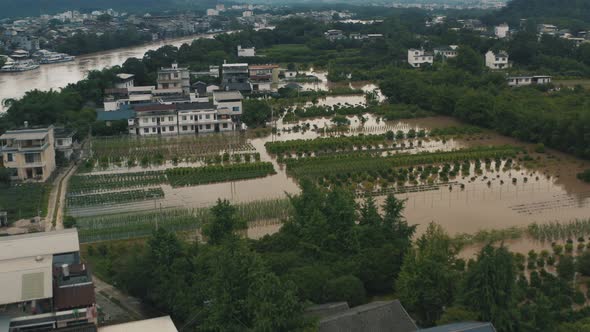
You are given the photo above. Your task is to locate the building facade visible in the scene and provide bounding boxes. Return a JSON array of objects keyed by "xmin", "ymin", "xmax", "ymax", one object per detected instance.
[
  {"xmin": 249, "ymin": 64, "xmax": 279, "ymax": 92},
  {"xmin": 221, "ymin": 63, "xmax": 252, "ymax": 92},
  {"xmin": 237, "ymin": 45, "xmax": 256, "ymax": 57},
  {"xmin": 485, "ymin": 50, "xmax": 510, "ymax": 69},
  {"xmin": 507, "ymin": 75, "xmax": 552, "ymax": 87},
  {"xmin": 407, "ymin": 49, "xmax": 434, "ymax": 68},
  {"xmin": 157, "ymin": 63, "xmax": 190, "ymax": 95},
  {"xmin": 0, "ymin": 126, "xmax": 56, "ymax": 182},
  {"xmin": 0, "ymin": 229, "xmax": 97, "ymax": 331},
  {"xmin": 494, "ymin": 23, "xmax": 509, "ymax": 39}
]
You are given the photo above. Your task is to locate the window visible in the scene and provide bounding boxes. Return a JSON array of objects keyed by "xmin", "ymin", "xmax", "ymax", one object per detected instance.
[
  {"xmin": 144, "ymin": 128, "xmax": 149, "ymax": 133},
  {"xmin": 143, "ymin": 118, "xmax": 148, "ymax": 123},
  {"xmin": 199, "ymin": 125, "xmax": 203, "ymax": 130},
  {"xmin": 191, "ymin": 126, "xmax": 194, "ymax": 130},
  {"xmin": 152, "ymin": 118, "xmax": 156, "ymax": 123},
  {"xmin": 169, "ymin": 126, "xmax": 174, "ymax": 131},
  {"xmin": 168, "ymin": 116, "xmax": 174, "ymax": 121},
  {"xmin": 206, "ymin": 114, "xmax": 210, "ymax": 119},
  {"xmin": 182, "ymin": 116, "xmax": 187, "ymax": 121},
  {"xmin": 183, "ymin": 126, "xmax": 188, "ymax": 131},
  {"xmin": 206, "ymin": 124, "xmax": 211, "ymax": 129},
  {"xmin": 222, "ymin": 123, "xmax": 228, "ymax": 129},
  {"xmin": 232, "ymin": 106, "xmax": 240, "ymax": 112},
  {"xmin": 190, "ymin": 116, "xmax": 194, "ymax": 120},
  {"xmin": 57, "ymin": 139, "xmax": 63, "ymax": 146},
  {"xmin": 199, "ymin": 115, "xmax": 202, "ymax": 120},
  {"xmin": 152, "ymin": 128, "xmax": 156, "ymax": 133},
  {"xmin": 25, "ymin": 153, "xmax": 40, "ymax": 164},
  {"xmin": 162, "ymin": 127, "xmax": 166, "ymax": 132},
  {"xmin": 160, "ymin": 117, "xmax": 164, "ymax": 122},
  {"xmin": 6, "ymin": 153, "xmax": 13, "ymax": 162}
]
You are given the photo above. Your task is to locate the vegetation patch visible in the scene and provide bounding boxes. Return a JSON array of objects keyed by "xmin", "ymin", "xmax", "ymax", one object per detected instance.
[
  {"xmin": 67, "ymin": 188, "xmax": 165, "ymax": 208},
  {"xmin": 166, "ymin": 162, "xmax": 276, "ymax": 187}
]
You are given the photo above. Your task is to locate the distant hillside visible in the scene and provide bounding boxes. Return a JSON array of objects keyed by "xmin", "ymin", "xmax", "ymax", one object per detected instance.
[
  {"xmin": 489, "ymin": 0, "xmax": 590, "ymax": 27},
  {"xmin": 0, "ymin": 0, "xmax": 220, "ymax": 19}
]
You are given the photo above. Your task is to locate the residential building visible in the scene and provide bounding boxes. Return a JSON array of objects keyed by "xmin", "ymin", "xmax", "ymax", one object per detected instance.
[
  {"xmin": 537, "ymin": 24, "xmax": 558, "ymax": 35},
  {"xmin": 54, "ymin": 128, "xmax": 76, "ymax": 161},
  {"xmin": 103, "ymin": 86, "xmax": 155, "ymax": 112},
  {"xmin": 213, "ymin": 90, "xmax": 244, "ymax": 120},
  {"xmin": 249, "ymin": 64, "xmax": 279, "ymax": 91},
  {"xmin": 0, "ymin": 229, "xmax": 97, "ymax": 331},
  {"xmin": 206, "ymin": 9, "xmax": 219, "ymax": 16},
  {"xmin": 177, "ymin": 102, "xmax": 236, "ymax": 134},
  {"xmin": 494, "ymin": 23, "xmax": 509, "ymax": 39},
  {"xmin": 507, "ymin": 75, "xmax": 552, "ymax": 87},
  {"xmin": 407, "ymin": 49, "xmax": 434, "ymax": 68},
  {"xmin": 324, "ymin": 29, "xmax": 346, "ymax": 41},
  {"xmin": 314, "ymin": 300, "xmax": 418, "ymax": 332},
  {"xmin": 243, "ymin": 10, "xmax": 253, "ymax": 17},
  {"xmin": 237, "ymin": 45, "xmax": 256, "ymax": 57},
  {"xmin": 284, "ymin": 70, "xmax": 298, "ymax": 79},
  {"xmin": 419, "ymin": 322, "xmax": 496, "ymax": 332},
  {"xmin": 129, "ymin": 104, "xmax": 178, "ymax": 136},
  {"xmin": 434, "ymin": 45, "xmax": 458, "ymax": 59},
  {"xmin": 0, "ymin": 125, "xmax": 56, "ymax": 182},
  {"xmin": 215, "ymin": 4, "xmax": 225, "ymax": 11},
  {"xmin": 99, "ymin": 316, "xmax": 178, "ymax": 332},
  {"xmin": 114, "ymin": 73, "xmax": 135, "ymax": 89},
  {"xmin": 221, "ymin": 63, "xmax": 252, "ymax": 92},
  {"xmin": 157, "ymin": 63, "xmax": 190, "ymax": 95},
  {"xmin": 485, "ymin": 50, "xmax": 509, "ymax": 69}
]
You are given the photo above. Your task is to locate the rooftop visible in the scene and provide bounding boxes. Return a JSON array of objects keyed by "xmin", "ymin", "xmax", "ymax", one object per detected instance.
[
  {"xmin": 418, "ymin": 322, "xmax": 496, "ymax": 332},
  {"xmin": 176, "ymin": 102, "xmax": 216, "ymax": 111},
  {"xmin": 0, "ymin": 229, "xmax": 79, "ymax": 261},
  {"xmin": 319, "ymin": 300, "xmax": 418, "ymax": 332},
  {"xmin": 134, "ymin": 104, "xmax": 177, "ymax": 112},
  {"xmin": 0, "ymin": 126, "xmax": 53, "ymax": 141},
  {"xmin": 96, "ymin": 109, "xmax": 135, "ymax": 121},
  {"xmin": 249, "ymin": 64, "xmax": 279, "ymax": 70},
  {"xmin": 116, "ymin": 73, "xmax": 134, "ymax": 80},
  {"xmin": 213, "ymin": 90, "xmax": 244, "ymax": 101},
  {"xmin": 222, "ymin": 63, "xmax": 249, "ymax": 68},
  {"xmin": 98, "ymin": 316, "xmax": 178, "ymax": 332}
]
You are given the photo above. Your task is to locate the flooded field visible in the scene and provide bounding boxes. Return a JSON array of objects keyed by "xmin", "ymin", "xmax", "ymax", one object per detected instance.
[{"xmin": 66, "ymin": 77, "xmax": 590, "ymax": 254}]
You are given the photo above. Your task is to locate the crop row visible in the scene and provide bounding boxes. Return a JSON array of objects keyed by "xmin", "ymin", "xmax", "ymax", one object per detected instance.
[
  {"xmin": 265, "ymin": 134, "xmax": 390, "ymax": 155},
  {"xmin": 166, "ymin": 162, "xmax": 276, "ymax": 187},
  {"xmin": 91, "ymin": 134, "xmax": 255, "ymax": 161},
  {"xmin": 69, "ymin": 171, "xmax": 167, "ymax": 194},
  {"xmin": 76, "ymin": 198, "xmax": 293, "ymax": 243},
  {"xmin": 528, "ymin": 219, "xmax": 590, "ymax": 243},
  {"xmin": 284, "ymin": 146, "xmax": 522, "ymax": 179},
  {"xmin": 67, "ymin": 188, "xmax": 165, "ymax": 208}
]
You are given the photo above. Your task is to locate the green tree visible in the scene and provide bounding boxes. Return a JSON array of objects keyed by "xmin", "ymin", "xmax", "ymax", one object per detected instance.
[
  {"xmin": 452, "ymin": 46, "xmax": 483, "ymax": 75},
  {"xmin": 324, "ymin": 275, "xmax": 367, "ymax": 307},
  {"xmin": 577, "ymin": 251, "xmax": 590, "ymax": 276},
  {"xmin": 557, "ymin": 255, "xmax": 575, "ymax": 281},
  {"xmin": 460, "ymin": 245, "xmax": 520, "ymax": 332},
  {"xmin": 203, "ymin": 199, "xmax": 246, "ymax": 245},
  {"xmin": 396, "ymin": 223, "xmax": 458, "ymax": 326}
]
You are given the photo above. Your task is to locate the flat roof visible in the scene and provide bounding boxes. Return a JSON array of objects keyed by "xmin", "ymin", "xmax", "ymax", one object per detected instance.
[
  {"xmin": 249, "ymin": 64, "xmax": 278, "ymax": 70},
  {"xmin": 222, "ymin": 63, "xmax": 249, "ymax": 67},
  {"xmin": 98, "ymin": 316, "xmax": 178, "ymax": 332},
  {"xmin": 0, "ymin": 127, "xmax": 52, "ymax": 141},
  {"xmin": 0, "ymin": 229, "xmax": 80, "ymax": 261},
  {"xmin": 213, "ymin": 90, "xmax": 244, "ymax": 100},
  {"xmin": 134, "ymin": 104, "xmax": 177, "ymax": 112}
]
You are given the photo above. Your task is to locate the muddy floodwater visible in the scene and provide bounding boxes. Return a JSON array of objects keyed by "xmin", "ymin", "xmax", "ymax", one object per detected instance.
[{"xmin": 73, "ymin": 112, "xmax": 590, "ymax": 256}]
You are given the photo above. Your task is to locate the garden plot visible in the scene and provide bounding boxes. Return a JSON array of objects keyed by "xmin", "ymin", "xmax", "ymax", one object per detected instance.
[{"xmin": 67, "ymin": 188, "xmax": 165, "ymax": 208}]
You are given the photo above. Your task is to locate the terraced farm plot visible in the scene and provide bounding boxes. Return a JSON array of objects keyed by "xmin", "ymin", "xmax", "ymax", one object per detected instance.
[
  {"xmin": 76, "ymin": 198, "xmax": 293, "ymax": 243},
  {"xmin": 67, "ymin": 188, "xmax": 165, "ymax": 207}
]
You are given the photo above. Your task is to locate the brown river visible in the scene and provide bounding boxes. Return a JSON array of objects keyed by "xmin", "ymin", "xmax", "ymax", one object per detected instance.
[{"xmin": 0, "ymin": 33, "xmax": 217, "ymax": 112}]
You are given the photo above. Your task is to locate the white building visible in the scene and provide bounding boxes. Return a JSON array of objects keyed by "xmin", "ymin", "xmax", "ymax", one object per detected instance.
[
  {"xmin": 494, "ymin": 23, "xmax": 509, "ymax": 39},
  {"xmin": 177, "ymin": 102, "xmax": 236, "ymax": 134},
  {"xmin": 0, "ymin": 126, "xmax": 56, "ymax": 182},
  {"xmin": 237, "ymin": 45, "xmax": 256, "ymax": 57},
  {"xmin": 99, "ymin": 316, "xmax": 178, "ymax": 332},
  {"xmin": 114, "ymin": 73, "xmax": 135, "ymax": 89},
  {"xmin": 0, "ymin": 229, "xmax": 97, "ymax": 331},
  {"xmin": 507, "ymin": 75, "xmax": 552, "ymax": 87},
  {"xmin": 206, "ymin": 9, "xmax": 219, "ymax": 16},
  {"xmin": 216, "ymin": 4, "xmax": 225, "ymax": 11},
  {"xmin": 434, "ymin": 45, "xmax": 458, "ymax": 59},
  {"xmin": 243, "ymin": 10, "xmax": 253, "ymax": 17},
  {"xmin": 407, "ymin": 49, "xmax": 434, "ymax": 68},
  {"xmin": 157, "ymin": 63, "xmax": 190, "ymax": 95},
  {"xmin": 485, "ymin": 50, "xmax": 510, "ymax": 69},
  {"xmin": 213, "ymin": 91, "xmax": 244, "ymax": 118}
]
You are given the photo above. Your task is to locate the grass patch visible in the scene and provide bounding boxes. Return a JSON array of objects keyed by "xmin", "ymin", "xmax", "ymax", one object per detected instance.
[{"xmin": 0, "ymin": 183, "xmax": 51, "ymax": 224}]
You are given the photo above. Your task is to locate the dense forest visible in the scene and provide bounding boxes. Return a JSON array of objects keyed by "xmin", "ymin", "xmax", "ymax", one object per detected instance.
[
  {"xmin": 55, "ymin": 27, "xmax": 152, "ymax": 55},
  {"xmin": 489, "ymin": 0, "xmax": 590, "ymax": 29},
  {"xmin": 87, "ymin": 183, "xmax": 590, "ymax": 331}
]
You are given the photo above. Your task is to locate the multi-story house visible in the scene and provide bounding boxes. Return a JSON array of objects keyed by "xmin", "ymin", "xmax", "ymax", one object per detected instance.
[
  {"xmin": 434, "ymin": 45, "xmax": 459, "ymax": 59},
  {"xmin": 485, "ymin": 50, "xmax": 510, "ymax": 69},
  {"xmin": 407, "ymin": 49, "xmax": 434, "ymax": 68},
  {"xmin": 237, "ymin": 45, "xmax": 256, "ymax": 57},
  {"xmin": 324, "ymin": 29, "xmax": 346, "ymax": 41},
  {"xmin": 221, "ymin": 63, "xmax": 252, "ymax": 92},
  {"xmin": 0, "ymin": 125, "xmax": 56, "ymax": 182},
  {"xmin": 0, "ymin": 229, "xmax": 97, "ymax": 331},
  {"xmin": 177, "ymin": 102, "xmax": 236, "ymax": 134},
  {"xmin": 494, "ymin": 23, "xmax": 509, "ymax": 39},
  {"xmin": 157, "ymin": 63, "xmax": 190, "ymax": 95},
  {"xmin": 213, "ymin": 91, "xmax": 244, "ymax": 121},
  {"xmin": 249, "ymin": 64, "xmax": 279, "ymax": 92},
  {"xmin": 129, "ymin": 104, "xmax": 178, "ymax": 136}
]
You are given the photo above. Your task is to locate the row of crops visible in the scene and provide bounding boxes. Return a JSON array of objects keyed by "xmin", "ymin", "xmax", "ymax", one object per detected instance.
[
  {"xmin": 67, "ymin": 188, "xmax": 165, "ymax": 208},
  {"xmin": 528, "ymin": 219, "xmax": 590, "ymax": 243},
  {"xmin": 266, "ymin": 134, "xmax": 390, "ymax": 155},
  {"xmin": 91, "ymin": 134, "xmax": 255, "ymax": 161},
  {"xmin": 69, "ymin": 171, "xmax": 167, "ymax": 194},
  {"xmin": 69, "ymin": 162, "xmax": 277, "ymax": 195},
  {"xmin": 283, "ymin": 145, "xmax": 522, "ymax": 180},
  {"xmin": 166, "ymin": 162, "xmax": 276, "ymax": 187},
  {"xmin": 76, "ymin": 198, "xmax": 293, "ymax": 243}
]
